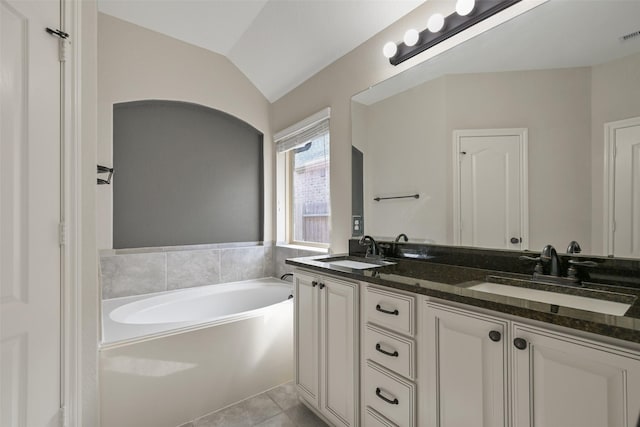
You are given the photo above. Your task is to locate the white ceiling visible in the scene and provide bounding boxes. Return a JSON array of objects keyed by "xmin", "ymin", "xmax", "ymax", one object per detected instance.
[{"xmin": 97, "ymin": 0, "xmax": 426, "ymax": 102}]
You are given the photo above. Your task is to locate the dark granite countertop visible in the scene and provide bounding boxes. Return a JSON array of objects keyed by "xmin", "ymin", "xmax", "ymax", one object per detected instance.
[{"xmin": 286, "ymin": 254, "xmax": 640, "ymax": 345}]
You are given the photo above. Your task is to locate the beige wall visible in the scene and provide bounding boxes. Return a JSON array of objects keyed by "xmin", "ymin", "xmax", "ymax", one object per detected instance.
[
  {"xmin": 355, "ymin": 67, "xmax": 592, "ymax": 251},
  {"xmin": 447, "ymin": 68, "xmax": 592, "ymax": 251},
  {"xmin": 97, "ymin": 14, "xmax": 272, "ymax": 249},
  {"xmin": 354, "ymin": 77, "xmax": 448, "ymax": 243},
  {"xmin": 590, "ymin": 51, "xmax": 640, "ymax": 254}
]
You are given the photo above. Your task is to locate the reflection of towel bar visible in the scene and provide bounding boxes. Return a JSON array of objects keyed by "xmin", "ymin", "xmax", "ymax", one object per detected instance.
[
  {"xmin": 374, "ymin": 194, "xmax": 419, "ymax": 202},
  {"xmin": 97, "ymin": 165, "xmax": 114, "ymax": 185}
]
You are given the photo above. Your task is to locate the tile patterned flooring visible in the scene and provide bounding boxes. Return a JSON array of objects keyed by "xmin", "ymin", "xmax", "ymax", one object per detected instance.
[{"xmin": 178, "ymin": 382, "xmax": 328, "ymax": 427}]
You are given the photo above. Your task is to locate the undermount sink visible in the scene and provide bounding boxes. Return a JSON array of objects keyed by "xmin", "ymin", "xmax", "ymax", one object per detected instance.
[
  {"xmin": 316, "ymin": 256, "xmax": 395, "ymax": 270},
  {"xmin": 468, "ymin": 282, "xmax": 633, "ymax": 316},
  {"xmin": 328, "ymin": 260, "xmax": 387, "ymax": 269}
]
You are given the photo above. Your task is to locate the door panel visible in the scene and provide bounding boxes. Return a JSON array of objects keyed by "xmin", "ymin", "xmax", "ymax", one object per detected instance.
[
  {"xmin": 321, "ymin": 279, "xmax": 357, "ymax": 427},
  {"xmin": 459, "ymin": 134, "xmax": 522, "ymax": 250},
  {"xmin": 424, "ymin": 303, "xmax": 508, "ymax": 427},
  {"xmin": 1, "ymin": 1, "xmax": 61, "ymax": 424},
  {"xmin": 613, "ymin": 124, "xmax": 640, "ymax": 257},
  {"xmin": 512, "ymin": 324, "xmax": 640, "ymax": 427},
  {"xmin": 294, "ymin": 273, "xmax": 319, "ymax": 405}
]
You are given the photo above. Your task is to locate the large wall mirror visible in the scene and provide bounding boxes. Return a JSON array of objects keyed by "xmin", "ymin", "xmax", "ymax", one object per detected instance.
[{"xmin": 352, "ymin": 0, "xmax": 640, "ymax": 258}]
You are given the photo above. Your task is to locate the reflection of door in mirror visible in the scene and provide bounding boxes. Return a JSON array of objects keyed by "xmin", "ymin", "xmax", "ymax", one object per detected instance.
[
  {"xmin": 605, "ymin": 117, "xmax": 640, "ymax": 257},
  {"xmin": 453, "ymin": 129, "xmax": 528, "ymax": 250}
]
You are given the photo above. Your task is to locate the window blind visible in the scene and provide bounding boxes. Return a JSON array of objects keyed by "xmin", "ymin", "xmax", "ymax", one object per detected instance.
[{"xmin": 274, "ymin": 107, "xmax": 330, "ymax": 153}]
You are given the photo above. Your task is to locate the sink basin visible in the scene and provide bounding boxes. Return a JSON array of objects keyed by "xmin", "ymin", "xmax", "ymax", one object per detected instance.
[
  {"xmin": 468, "ymin": 282, "xmax": 632, "ymax": 316},
  {"xmin": 328, "ymin": 260, "xmax": 387, "ymax": 269},
  {"xmin": 314, "ymin": 256, "xmax": 395, "ymax": 270}
]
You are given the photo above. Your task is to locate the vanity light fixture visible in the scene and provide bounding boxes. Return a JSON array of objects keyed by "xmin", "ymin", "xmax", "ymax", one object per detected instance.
[
  {"xmin": 383, "ymin": 0, "xmax": 521, "ymax": 66},
  {"xmin": 456, "ymin": 0, "xmax": 476, "ymax": 16},
  {"xmin": 404, "ymin": 29, "xmax": 420, "ymax": 47},
  {"xmin": 427, "ymin": 13, "xmax": 445, "ymax": 33}
]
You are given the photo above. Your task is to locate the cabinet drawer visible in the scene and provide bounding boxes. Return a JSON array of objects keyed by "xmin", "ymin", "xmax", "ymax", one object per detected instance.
[
  {"xmin": 364, "ymin": 324, "xmax": 415, "ymax": 380},
  {"xmin": 364, "ymin": 287, "xmax": 415, "ymax": 336},
  {"xmin": 365, "ymin": 406, "xmax": 398, "ymax": 427},
  {"xmin": 364, "ymin": 361, "xmax": 415, "ymax": 427}
]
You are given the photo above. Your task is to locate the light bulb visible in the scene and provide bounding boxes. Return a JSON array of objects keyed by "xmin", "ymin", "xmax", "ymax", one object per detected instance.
[
  {"xmin": 456, "ymin": 0, "xmax": 475, "ymax": 16},
  {"xmin": 427, "ymin": 13, "xmax": 445, "ymax": 33},
  {"xmin": 383, "ymin": 42, "xmax": 398, "ymax": 58},
  {"xmin": 403, "ymin": 29, "xmax": 419, "ymax": 47}
]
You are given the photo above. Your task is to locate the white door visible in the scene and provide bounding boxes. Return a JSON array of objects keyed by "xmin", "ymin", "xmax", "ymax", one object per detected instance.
[
  {"xmin": 423, "ymin": 302, "xmax": 508, "ymax": 427},
  {"xmin": 512, "ymin": 324, "xmax": 640, "ymax": 427},
  {"xmin": 605, "ymin": 117, "xmax": 640, "ymax": 257},
  {"xmin": 320, "ymin": 277, "xmax": 358, "ymax": 427},
  {"xmin": 453, "ymin": 129, "xmax": 528, "ymax": 250},
  {"xmin": 294, "ymin": 272, "xmax": 320, "ymax": 406},
  {"xmin": 1, "ymin": 0, "xmax": 62, "ymax": 426}
]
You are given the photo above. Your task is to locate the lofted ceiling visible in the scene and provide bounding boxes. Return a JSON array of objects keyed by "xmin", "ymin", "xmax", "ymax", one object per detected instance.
[{"xmin": 97, "ymin": 0, "xmax": 426, "ymax": 102}]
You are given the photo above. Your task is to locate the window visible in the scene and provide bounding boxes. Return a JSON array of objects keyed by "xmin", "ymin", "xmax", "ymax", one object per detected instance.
[{"xmin": 276, "ymin": 108, "xmax": 331, "ymax": 248}]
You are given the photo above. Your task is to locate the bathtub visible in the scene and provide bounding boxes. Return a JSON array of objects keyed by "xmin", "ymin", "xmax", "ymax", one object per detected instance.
[{"xmin": 100, "ymin": 278, "xmax": 294, "ymax": 427}]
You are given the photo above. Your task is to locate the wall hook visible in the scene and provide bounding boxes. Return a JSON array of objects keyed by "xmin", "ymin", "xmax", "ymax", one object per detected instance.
[{"xmin": 97, "ymin": 165, "xmax": 113, "ymax": 185}]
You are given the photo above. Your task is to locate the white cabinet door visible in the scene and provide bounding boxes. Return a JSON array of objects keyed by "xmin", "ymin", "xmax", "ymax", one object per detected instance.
[
  {"xmin": 512, "ymin": 323, "xmax": 640, "ymax": 427},
  {"xmin": 320, "ymin": 277, "xmax": 359, "ymax": 427},
  {"xmin": 424, "ymin": 302, "xmax": 509, "ymax": 427},
  {"xmin": 1, "ymin": 1, "xmax": 62, "ymax": 426},
  {"xmin": 294, "ymin": 273, "xmax": 319, "ymax": 406}
]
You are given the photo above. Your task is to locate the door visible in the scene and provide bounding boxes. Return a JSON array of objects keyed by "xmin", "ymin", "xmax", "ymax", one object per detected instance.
[
  {"xmin": 294, "ymin": 272, "xmax": 319, "ymax": 406},
  {"xmin": 512, "ymin": 323, "xmax": 640, "ymax": 427},
  {"xmin": 604, "ymin": 117, "xmax": 640, "ymax": 257},
  {"xmin": 424, "ymin": 302, "xmax": 508, "ymax": 427},
  {"xmin": 453, "ymin": 129, "xmax": 528, "ymax": 250},
  {"xmin": 320, "ymin": 277, "xmax": 358, "ymax": 427},
  {"xmin": 1, "ymin": 0, "xmax": 62, "ymax": 425}
]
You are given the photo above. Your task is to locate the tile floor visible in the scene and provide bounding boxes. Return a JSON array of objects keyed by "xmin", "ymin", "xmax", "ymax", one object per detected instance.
[{"xmin": 178, "ymin": 382, "xmax": 328, "ymax": 427}]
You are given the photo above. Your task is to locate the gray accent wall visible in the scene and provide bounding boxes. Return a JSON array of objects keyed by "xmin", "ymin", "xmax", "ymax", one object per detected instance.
[{"xmin": 113, "ymin": 100, "xmax": 264, "ymax": 249}]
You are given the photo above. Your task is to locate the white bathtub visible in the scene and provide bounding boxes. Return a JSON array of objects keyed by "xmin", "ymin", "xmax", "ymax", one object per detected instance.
[{"xmin": 100, "ymin": 278, "xmax": 294, "ymax": 427}]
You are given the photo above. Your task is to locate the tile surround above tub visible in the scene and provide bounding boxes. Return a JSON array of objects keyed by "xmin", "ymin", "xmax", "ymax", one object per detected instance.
[
  {"xmin": 166, "ymin": 250, "xmax": 221, "ymax": 290},
  {"xmin": 99, "ymin": 242, "xmax": 325, "ymax": 299},
  {"xmin": 101, "ymin": 242, "xmax": 271, "ymax": 299},
  {"xmin": 100, "ymin": 252, "xmax": 166, "ymax": 298}
]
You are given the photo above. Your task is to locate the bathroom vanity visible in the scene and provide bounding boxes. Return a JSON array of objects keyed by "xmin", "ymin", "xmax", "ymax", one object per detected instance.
[{"xmin": 286, "ymin": 249, "xmax": 640, "ymax": 427}]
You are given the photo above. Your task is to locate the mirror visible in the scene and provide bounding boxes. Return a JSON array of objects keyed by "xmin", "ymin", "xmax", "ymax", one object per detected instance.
[{"xmin": 352, "ymin": 0, "xmax": 640, "ymax": 258}]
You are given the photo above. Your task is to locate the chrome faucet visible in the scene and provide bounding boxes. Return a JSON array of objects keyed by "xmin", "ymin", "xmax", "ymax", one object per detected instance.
[
  {"xmin": 359, "ymin": 235, "xmax": 380, "ymax": 258},
  {"xmin": 540, "ymin": 245, "xmax": 561, "ymax": 276}
]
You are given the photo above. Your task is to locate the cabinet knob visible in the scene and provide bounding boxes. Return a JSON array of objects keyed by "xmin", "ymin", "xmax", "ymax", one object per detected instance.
[
  {"xmin": 312, "ymin": 281, "xmax": 318, "ymax": 287},
  {"xmin": 375, "ymin": 343, "xmax": 399, "ymax": 357},
  {"xmin": 319, "ymin": 282, "xmax": 325, "ymax": 289},
  {"xmin": 375, "ymin": 387, "xmax": 399, "ymax": 405},
  {"xmin": 488, "ymin": 330, "xmax": 502, "ymax": 342},
  {"xmin": 375, "ymin": 304, "xmax": 399, "ymax": 316},
  {"xmin": 514, "ymin": 337, "xmax": 528, "ymax": 350}
]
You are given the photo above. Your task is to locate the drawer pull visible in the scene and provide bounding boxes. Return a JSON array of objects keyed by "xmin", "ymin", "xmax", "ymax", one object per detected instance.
[
  {"xmin": 375, "ymin": 304, "xmax": 399, "ymax": 316},
  {"xmin": 375, "ymin": 387, "xmax": 399, "ymax": 405},
  {"xmin": 375, "ymin": 343, "xmax": 399, "ymax": 357}
]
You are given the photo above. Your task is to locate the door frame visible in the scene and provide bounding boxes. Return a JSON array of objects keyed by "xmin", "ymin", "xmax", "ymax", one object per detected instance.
[
  {"xmin": 61, "ymin": 0, "xmax": 96, "ymax": 425},
  {"xmin": 452, "ymin": 128, "xmax": 529, "ymax": 249},
  {"xmin": 603, "ymin": 116, "xmax": 640, "ymax": 256}
]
